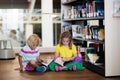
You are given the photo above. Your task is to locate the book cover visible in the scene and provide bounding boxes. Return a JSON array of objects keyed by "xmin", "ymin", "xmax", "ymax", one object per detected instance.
[
  {"xmin": 87, "ymin": 53, "xmax": 99, "ymax": 64},
  {"xmin": 54, "ymin": 57, "xmax": 64, "ymax": 66},
  {"xmin": 98, "ymin": 28, "xmax": 104, "ymax": 41},
  {"xmin": 72, "ymin": 25, "xmax": 85, "ymax": 39},
  {"xmin": 42, "ymin": 58, "xmax": 53, "ymax": 66},
  {"xmin": 93, "ymin": 1, "xmax": 104, "ymax": 17},
  {"xmin": 90, "ymin": 26, "xmax": 99, "ymax": 40}
]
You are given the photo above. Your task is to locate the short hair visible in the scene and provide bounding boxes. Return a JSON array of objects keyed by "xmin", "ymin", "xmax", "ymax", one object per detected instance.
[
  {"xmin": 26, "ymin": 34, "xmax": 41, "ymax": 47},
  {"xmin": 59, "ymin": 31, "xmax": 72, "ymax": 49}
]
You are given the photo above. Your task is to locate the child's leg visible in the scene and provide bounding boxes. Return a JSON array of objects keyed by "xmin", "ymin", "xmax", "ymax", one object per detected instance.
[
  {"xmin": 29, "ymin": 60, "xmax": 39, "ymax": 67},
  {"xmin": 36, "ymin": 66, "xmax": 47, "ymax": 72},
  {"xmin": 55, "ymin": 66, "xmax": 67, "ymax": 71},
  {"xmin": 65, "ymin": 62, "xmax": 75, "ymax": 70},
  {"xmin": 54, "ymin": 61, "xmax": 75, "ymax": 71},
  {"xmin": 75, "ymin": 62, "xmax": 85, "ymax": 70},
  {"xmin": 65, "ymin": 62, "xmax": 85, "ymax": 71},
  {"xmin": 25, "ymin": 63, "xmax": 35, "ymax": 71},
  {"xmin": 25, "ymin": 60, "xmax": 39, "ymax": 71},
  {"xmin": 48, "ymin": 61, "xmax": 59, "ymax": 71}
]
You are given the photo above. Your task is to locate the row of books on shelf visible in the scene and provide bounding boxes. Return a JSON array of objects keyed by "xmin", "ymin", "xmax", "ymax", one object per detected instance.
[
  {"xmin": 61, "ymin": 0, "xmax": 76, "ymax": 3},
  {"xmin": 62, "ymin": 0, "xmax": 104, "ymax": 19},
  {"xmin": 63, "ymin": 24, "xmax": 104, "ymax": 41}
]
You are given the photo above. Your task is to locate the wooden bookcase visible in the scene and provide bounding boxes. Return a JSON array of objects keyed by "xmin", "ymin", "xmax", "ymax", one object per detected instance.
[{"xmin": 61, "ymin": 0, "xmax": 105, "ymax": 76}]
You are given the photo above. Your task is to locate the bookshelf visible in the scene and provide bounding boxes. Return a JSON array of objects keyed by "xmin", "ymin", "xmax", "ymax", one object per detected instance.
[
  {"xmin": 63, "ymin": 17, "xmax": 104, "ymax": 21},
  {"xmin": 61, "ymin": 0, "xmax": 105, "ymax": 76}
]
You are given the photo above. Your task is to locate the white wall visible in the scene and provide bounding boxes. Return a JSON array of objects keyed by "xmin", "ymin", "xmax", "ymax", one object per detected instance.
[
  {"xmin": 25, "ymin": 24, "xmax": 33, "ymax": 40},
  {"xmin": 105, "ymin": 0, "xmax": 120, "ymax": 76},
  {"xmin": 41, "ymin": 0, "xmax": 54, "ymax": 47}
]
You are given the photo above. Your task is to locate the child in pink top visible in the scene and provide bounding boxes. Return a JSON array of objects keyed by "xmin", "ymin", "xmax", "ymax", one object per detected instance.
[{"xmin": 17, "ymin": 34, "xmax": 47, "ymax": 72}]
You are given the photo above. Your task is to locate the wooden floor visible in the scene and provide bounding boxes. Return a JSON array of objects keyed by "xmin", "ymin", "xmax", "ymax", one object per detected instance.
[{"xmin": 0, "ymin": 53, "xmax": 120, "ymax": 80}]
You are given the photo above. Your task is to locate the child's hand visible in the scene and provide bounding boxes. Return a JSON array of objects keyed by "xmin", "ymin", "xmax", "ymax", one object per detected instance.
[
  {"xmin": 42, "ymin": 59, "xmax": 48, "ymax": 63},
  {"xmin": 62, "ymin": 57, "xmax": 73, "ymax": 62},
  {"xmin": 15, "ymin": 67, "xmax": 23, "ymax": 72},
  {"xmin": 62, "ymin": 58, "xmax": 66, "ymax": 62},
  {"xmin": 37, "ymin": 56, "xmax": 42, "ymax": 62},
  {"xmin": 62, "ymin": 58, "xmax": 69, "ymax": 62},
  {"xmin": 19, "ymin": 67, "xmax": 23, "ymax": 72},
  {"xmin": 37, "ymin": 56, "xmax": 46, "ymax": 63}
]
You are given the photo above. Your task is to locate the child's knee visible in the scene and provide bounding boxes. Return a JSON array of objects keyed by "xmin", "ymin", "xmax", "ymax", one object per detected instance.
[{"xmin": 29, "ymin": 60, "xmax": 36, "ymax": 65}]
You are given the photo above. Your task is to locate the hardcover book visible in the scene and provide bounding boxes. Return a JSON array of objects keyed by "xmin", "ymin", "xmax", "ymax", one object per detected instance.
[
  {"xmin": 42, "ymin": 58, "xmax": 53, "ymax": 66},
  {"xmin": 54, "ymin": 57, "xmax": 64, "ymax": 66}
]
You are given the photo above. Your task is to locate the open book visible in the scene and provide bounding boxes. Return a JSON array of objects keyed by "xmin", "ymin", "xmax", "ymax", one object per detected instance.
[
  {"xmin": 42, "ymin": 58, "xmax": 53, "ymax": 66},
  {"xmin": 54, "ymin": 57, "xmax": 64, "ymax": 66},
  {"xmin": 87, "ymin": 54, "xmax": 99, "ymax": 64}
]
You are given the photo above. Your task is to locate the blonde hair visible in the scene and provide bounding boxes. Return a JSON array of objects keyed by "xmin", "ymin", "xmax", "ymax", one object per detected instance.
[
  {"xmin": 59, "ymin": 31, "xmax": 72, "ymax": 49},
  {"xmin": 26, "ymin": 34, "xmax": 41, "ymax": 47}
]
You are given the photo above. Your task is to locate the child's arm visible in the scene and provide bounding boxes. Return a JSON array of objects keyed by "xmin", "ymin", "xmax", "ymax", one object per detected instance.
[
  {"xmin": 37, "ymin": 56, "xmax": 47, "ymax": 63},
  {"xmin": 54, "ymin": 52, "xmax": 60, "ymax": 59},
  {"xmin": 62, "ymin": 53, "xmax": 77, "ymax": 62},
  {"xmin": 71, "ymin": 53, "xmax": 77, "ymax": 60},
  {"xmin": 18, "ymin": 55, "xmax": 23, "ymax": 71}
]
